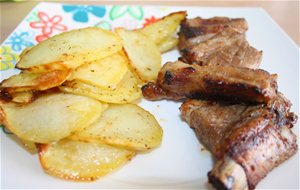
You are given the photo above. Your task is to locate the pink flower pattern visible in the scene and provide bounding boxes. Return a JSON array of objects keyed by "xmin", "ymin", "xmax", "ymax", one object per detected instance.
[{"xmin": 29, "ymin": 12, "xmax": 67, "ymax": 42}]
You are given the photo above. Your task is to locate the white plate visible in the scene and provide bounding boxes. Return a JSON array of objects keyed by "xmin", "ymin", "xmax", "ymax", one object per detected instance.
[{"xmin": 1, "ymin": 3, "xmax": 299, "ymax": 189}]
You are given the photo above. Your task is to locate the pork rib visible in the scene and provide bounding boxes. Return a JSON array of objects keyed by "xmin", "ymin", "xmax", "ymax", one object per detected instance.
[
  {"xmin": 180, "ymin": 95, "xmax": 298, "ymax": 189},
  {"xmin": 142, "ymin": 61, "xmax": 277, "ymax": 104},
  {"xmin": 178, "ymin": 17, "xmax": 248, "ymax": 50},
  {"xmin": 142, "ymin": 15, "xmax": 297, "ymax": 190},
  {"xmin": 178, "ymin": 19, "xmax": 262, "ymax": 69}
]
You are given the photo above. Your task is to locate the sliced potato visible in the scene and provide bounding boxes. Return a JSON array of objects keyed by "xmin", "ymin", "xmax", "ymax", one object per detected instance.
[
  {"xmin": 0, "ymin": 93, "xmax": 107, "ymax": 143},
  {"xmin": 20, "ymin": 139, "xmax": 37, "ymax": 154},
  {"xmin": 139, "ymin": 11, "xmax": 186, "ymax": 44},
  {"xmin": 0, "ymin": 69, "xmax": 71, "ymax": 93},
  {"xmin": 22, "ymin": 62, "xmax": 69, "ymax": 73},
  {"xmin": 16, "ymin": 27, "xmax": 123, "ymax": 70},
  {"xmin": 71, "ymin": 104, "xmax": 163, "ymax": 151},
  {"xmin": 11, "ymin": 91, "xmax": 34, "ymax": 104},
  {"xmin": 69, "ymin": 52, "xmax": 128, "ymax": 89},
  {"xmin": 19, "ymin": 46, "xmax": 32, "ymax": 58},
  {"xmin": 119, "ymin": 49, "xmax": 145, "ymax": 86},
  {"xmin": 158, "ymin": 37, "xmax": 178, "ymax": 53},
  {"xmin": 116, "ymin": 29, "xmax": 161, "ymax": 82},
  {"xmin": 38, "ymin": 139, "xmax": 135, "ymax": 181},
  {"xmin": 60, "ymin": 71, "xmax": 141, "ymax": 104}
]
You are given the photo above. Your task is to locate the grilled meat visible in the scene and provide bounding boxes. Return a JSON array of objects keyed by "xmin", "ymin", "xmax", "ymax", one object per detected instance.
[
  {"xmin": 208, "ymin": 156, "xmax": 248, "ymax": 190},
  {"xmin": 180, "ymin": 93, "xmax": 296, "ymax": 157},
  {"xmin": 208, "ymin": 122, "xmax": 297, "ymax": 190},
  {"xmin": 142, "ymin": 61, "xmax": 277, "ymax": 104},
  {"xmin": 179, "ymin": 19, "xmax": 262, "ymax": 68},
  {"xmin": 142, "ymin": 15, "xmax": 297, "ymax": 190},
  {"xmin": 180, "ymin": 99, "xmax": 260, "ymax": 157},
  {"xmin": 180, "ymin": 95, "xmax": 298, "ymax": 189},
  {"xmin": 178, "ymin": 17, "xmax": 248, "ymax": 50}
]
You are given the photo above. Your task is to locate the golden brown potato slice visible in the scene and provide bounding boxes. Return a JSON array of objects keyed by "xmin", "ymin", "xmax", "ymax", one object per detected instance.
[
  {"xmin": 71, "ymin": 104, "xmax": 163, "ymax": 151},
  {"xmin": 0, "ymin": 93, "xmax": 107, "ymax": 143},
  {"xmin": 22, "ymin": 62, "xmax": 69, "ymax": 73},
  {"xmin": 20, "ymin": 139, "xmax": 37, "ymax": 154},
  {"xmin": 158, "ymin": 37, "xmax": 179, "ymax": 53},
  {"xmin": 38, "ymin": 139, "xmax": 135, "ymax": 181},
  {"xmin": 16, "ymin": 27, "xmax": 123, "ymax": 70},
  {"xmin": 116, "ymin": 29, "xmax": 161, "ymax": 82},
  {"xmin": 119, "ymin": 49, "xmax": 145, "ymax": 86},
  {"xmin": 19, "ymin": 46, "xmax": 32, "ymax": 58},
  {"xmin": 60, "ymin": 71, "xmax": 141, "ymax": 104},
  {"xmin": 139, "ymin": 11, "xmax": 186, "ymax": 45},
  {"xmin": 0, "ymin": 69, "xmax": 71, "ymax": 93},
  {"xmin": 11, "ymin": 91, "xmax": 34, "ymax": 104},
  {"xmin": 68, "ymin": 52, "xmax": 128, "ymax": 89}
]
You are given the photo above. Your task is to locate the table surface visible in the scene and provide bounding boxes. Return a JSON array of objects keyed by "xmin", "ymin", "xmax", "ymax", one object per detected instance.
[{"xmin": 0, "ymin": 1, "xmax": 299, "ymax": 46}]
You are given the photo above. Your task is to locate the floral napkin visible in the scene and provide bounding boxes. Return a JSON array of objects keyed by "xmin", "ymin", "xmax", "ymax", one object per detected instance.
[{"xmin": 1, "ymin": 2, "xmax": 175, "ymax": 73}]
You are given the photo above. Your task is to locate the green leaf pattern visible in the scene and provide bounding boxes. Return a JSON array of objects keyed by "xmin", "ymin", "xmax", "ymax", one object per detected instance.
[
  {"xmin": 95, "ymin": 20, "xmax": 111, "ymax": 31},
  {"xmin": 26, "ymin": 10, "xmax": 39, "ymax": 22},
  {"xmin": 128, "ymin": 7, "xmax": 144, "ymax": 20},
  {"xmin": 110, "ymin": 6, "xmax": 144, "ymax": 21}
]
